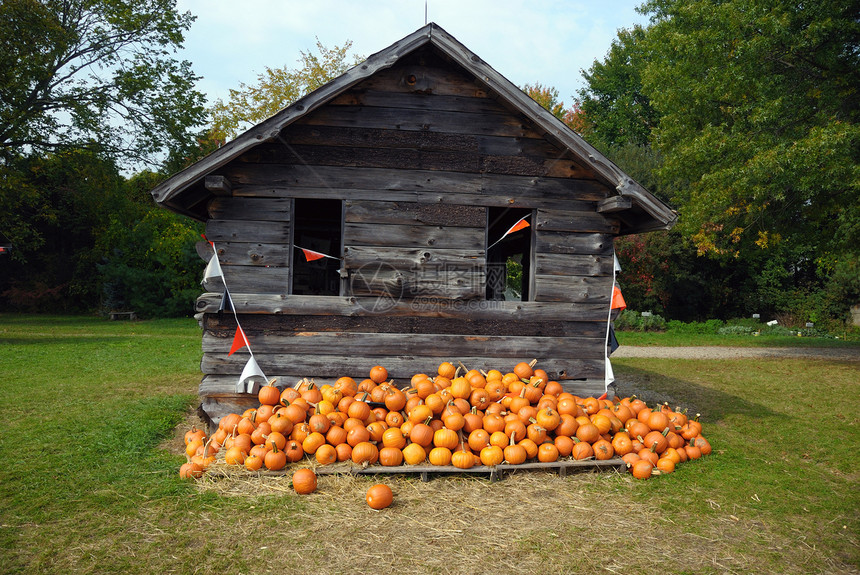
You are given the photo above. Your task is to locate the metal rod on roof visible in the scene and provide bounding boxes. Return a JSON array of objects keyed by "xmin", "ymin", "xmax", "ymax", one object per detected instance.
[{"xmin": 425, "ymin": 0, "xmax": 428, "ymax": 25}]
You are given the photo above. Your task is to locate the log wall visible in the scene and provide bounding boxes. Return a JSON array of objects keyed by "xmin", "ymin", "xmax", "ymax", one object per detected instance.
[{"xmin": 196, "ymin": 47, "xmax": 618, "ymax": 423}]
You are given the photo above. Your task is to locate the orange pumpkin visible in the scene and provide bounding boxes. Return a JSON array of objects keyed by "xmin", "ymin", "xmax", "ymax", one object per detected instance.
[{"xmin": 292, "ymin": 468, "xmax": 317, "ymax": 494}]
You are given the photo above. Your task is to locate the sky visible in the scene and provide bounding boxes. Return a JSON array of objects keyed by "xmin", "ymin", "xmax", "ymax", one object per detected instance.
[{"xmin": 174, "ymin": 0, "xmax": 651, "ymax": 110}]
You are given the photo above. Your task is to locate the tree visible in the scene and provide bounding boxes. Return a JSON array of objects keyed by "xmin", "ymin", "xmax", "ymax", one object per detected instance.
[
  {"xmin": 0, "ymin": 0, "xmax": 206, "ymax": 165},
  {"xmin": 639, "ymin": 0, "xmax": 860, "ymax": 267},
  {"xmin": 210, "ymin": 39, "xmax": 361, "ymax": 141},
  {"xmin": 577, "ymin": 26, "xmax": 658, "ymax": 149}
]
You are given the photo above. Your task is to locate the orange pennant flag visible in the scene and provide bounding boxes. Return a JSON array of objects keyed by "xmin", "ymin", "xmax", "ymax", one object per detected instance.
[
  {"xmin": 228, "ymin": 326, "xmax": 248, "ymax": 355},
  {"xmin": 611, "ymin": 285, "xmax": 627, "ymax": 310},
  {"xmin": 505, "ymin": 218, "xmax": 530, "ymax": 237},
  {"xmin": 301, "ymin": 248, "xmax": 327, "ymax": 262}
]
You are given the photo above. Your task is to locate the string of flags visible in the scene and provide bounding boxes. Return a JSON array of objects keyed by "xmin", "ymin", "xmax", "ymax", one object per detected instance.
[
  {"xmin": 202, "ymin": 235, "xmax": 267, "ymax": 394},
  {"xmin": 600, "ymin": 252, "xmax": 625, "ymax": 399},
  {"xmin": 202, "ymin": 217, "xmax": 625, "ymax": 398}
]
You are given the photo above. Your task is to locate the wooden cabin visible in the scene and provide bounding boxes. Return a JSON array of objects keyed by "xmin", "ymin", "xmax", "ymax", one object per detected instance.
[{"xmin": 151, "ymin": 23, "xmax": 676, "ymax": 424}]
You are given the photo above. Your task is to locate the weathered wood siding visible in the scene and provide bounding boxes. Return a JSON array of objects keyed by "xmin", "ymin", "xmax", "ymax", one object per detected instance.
[{"xmin": 195, "ymin": 47, "xmax": 618, "ymax": 422}]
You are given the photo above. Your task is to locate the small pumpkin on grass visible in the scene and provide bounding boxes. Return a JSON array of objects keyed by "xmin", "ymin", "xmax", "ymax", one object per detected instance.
[
  {"xmin": 292, "ymin": 468, "xmax": 317, "ymax": 494},
  {"xmin": 366, "ymin": 484, "xmax": 393, "ymax": 509}
]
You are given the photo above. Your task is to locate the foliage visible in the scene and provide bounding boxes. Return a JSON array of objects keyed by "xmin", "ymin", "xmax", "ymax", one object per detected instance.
[
  {"xmin": 577, "ymin": 25, "xmax": 658, "ymax": 148},
  {"xmin": 614, "ymin": 309, "xmax": 667, "ymax": 331},
  {"xmin": 0, "ymin": 0, "xmax": 206, "ymax": 165},
  {"xmin": 639, "ymin": 0, "xmax": 859, "ymax": 273},
  {"xmin": 210, "ymin": 39, "xmax": 361, "ymax": 141},
  {"xmin": 523, "ymin": 83, "xmax": 567, "ymax": 121},
  {"xmin": 98, "ymin": 205, "xmax": 203, "ymax": 318},
  {"xmin": 0, "ymin": 150, "xmax": 128, "ymax": 311}
]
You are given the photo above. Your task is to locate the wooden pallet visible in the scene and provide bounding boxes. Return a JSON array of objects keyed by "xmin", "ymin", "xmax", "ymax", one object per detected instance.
[{"xmin": 208, "ymin": 458, "xmax": 626, "ymax": 482}]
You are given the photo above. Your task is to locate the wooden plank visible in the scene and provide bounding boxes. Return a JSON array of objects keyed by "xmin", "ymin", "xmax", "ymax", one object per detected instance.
[
  {"xmin": 207, "ymin": 242, "xmax": 289, "ymax": 267},
  {"xmin": 534, "ymin": 252, "xmax": 612, "ymax": 278},
  {"xmin": 533, "ymin": 275, "xmax": 612, "ymax": 304},
  {"xmin": 344, "ymin": 200, "xmax": 486, "ymax": 228},
  {"xmin": 202, "ymin": 265, "xmax": 289, "ymax": 294},
  {"xmin": 535, "ymin": 208, "xmax": 620, "ymax": 234},
  {"xmin": 205, "ymin": 219, "xmax": 290, "ymax": 243},
  {"xmin": 350, "ymin": 61, "xmax": 498, "ymax": 98},
  {"xmin": 208, "ymin": 197, "xmax": 291, "ymax": 221},
  {"xmin": 222, "ymin": 165, "xmax": 609, "ymax": 203},
  {"xmin": 296, "ymin": 105, "xmax": 543, "ymax": 139},
  {"xmin": 194, "ymin": 293, "xmax": 611, "ymax": 321},
  {"xmin": 343, "ymin": 246, "xmax": 484, "ymax": 269},
  {"xmin": 237, "ymin": 142, "xmax": 592, "ymax": 179},
  {"xmin": 597, "ymin": 195, "xmax": 633, "ymax": 213},
  {"xmin": 200, "ymin": 354, "xmax": 606, "ymax": 382},
  {"xmin": 202, "ymin": 314, "xmax": 607, "ymax": 338},
  {"xmin": 328, "ymin": 89, "xmax": 510, "ymax": 114},
  {"xmin": 534, "ymin": 231, "xmax": 614, "ymax": 256},
  {"xmin": 348, "ymin": 265, "xmax": 484, "ymax": 300},
  {"xmin": 274, "ymin": 124, "xmax": 594, "ymax": 175},
  {"xmin": 201, "ymin": 331, "xmax": 604, "ymax": 359},
  {"xmin": 204, "ymin": 175, "xmax": 232, "ymax": 196},
  {"xmin": 344, "ymin": 222, "xmax": 484, "ymax": 249}
]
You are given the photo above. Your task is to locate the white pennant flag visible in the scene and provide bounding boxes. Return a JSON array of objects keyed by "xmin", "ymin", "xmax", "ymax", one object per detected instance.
[
  {"xmin": 203, "ymin": 252, "xmax": 224, "ymax": 283},
  {"xmin": 614, "ymin": 253, "xmax": 622, "ymax": 272},
  {"xmin": 605, "ymin": 355, "xmax": 615, "ymax": 388},
  {"xmin": 237, "ymin": 356, "xmax": 267, "ymax": 394}
]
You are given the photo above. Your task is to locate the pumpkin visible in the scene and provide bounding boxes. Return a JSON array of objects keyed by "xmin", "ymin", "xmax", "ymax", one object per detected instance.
[
  {"xmin": 504, "ymin": 435, "xmax": 527, "ymax": 465},
  {"xmin": 264, "ymin": 443, "xmax": 287, "ymax": 471},
  {"xmin": 379, "ymin": 446, "xmax": 404, "ymax": 467},
  {"xmin": 571, "ymin": 440, "xmax": 594, "ymax": 461},
  {"xmin": 513, "ymin": 361, "xmax": 534, "ymax": 380},
  {"xmin": 184, "ymin": 426, "xmax": 206, "ymax": 445},
  {"xmin": 382, "ymin": 427, "xmax": 406, "ymax": 450},
  {"xmin": 302, "ymin": 431, "xmax": 326, "ymax": 455},
  {"xmin": 258, "ymin": 379, "xmax": 281, "ymax": 406},
  {"xmin": 656, "ymin": 457, "xmax": 676, "ymax": 474},
  {"xmin": 402, "ymin": 442, "xmax": 426, "ymax": 465},
  {"xmin": 554, "ymin": 435, "xmax": 574, "ymax": 457},
  {"xmin": 315, "ymin": 443, "xmax": 337, "ymax": 465},
  {"xmin": 537, "ymin": 442, "xmax": 559, "ymax": 463},
  {"xmin": 244, "ymin": 454, "xmax": 264, "ymax": 471},
  {"xmin": 437, "ymin": 362, "xmax": 457, "ymax": 380},
  {"xmin": 284, "ymin": 441, "xmax": 304, "ymax": 463},
  {"xmin": 592, "ymin": 439, "xmax": 615, "ymax": 460},
  {"xmin": 351, "ymin": 441, "xmax": 379, "ymax": 466},
  {"xmin": 479, "ymin": 445, "xmax": 504, "ymax": 467},
  {"xmin": 224, "ymin": 446, "xmax": 247, "ymax": 465},
  {"xmin": 292, "ymin": 468, "xmax": 317, "ymax": 494},
  {"xmin": 179, "ymin": 461, "xmax": 203, "ymax": 479},
  {"xmin": 535, "ymin": 407, "xmax": 561, "ymax": 431},
  {"xmin": 518, "ymin": 438, "xmax": 539, "ymax": 459},
  {"xmin": 428, "ymin": 446, "xmax": 452, "ymax": 466},
  {"xmin": 467, "ymin": 429, "xmax": 490, "ymax": 452},
  {"xmin": 433, "ymin": 427, "xmax": 459, "ymax": 450},
  {"xmin": 631, "ymin": 460, "xmax": 654, "ymax": 480},
  {"xmin": 451, "ymin": 448, "xmax": 476, "ymax": 469},
  {"xmin": 409, "ymin": 422, "xmax": 434, "ymax": 447},
  {"xmin": 575, "ymin": 423, "xmax": 600, "ymax": 444},
  {"xmin": 366, "ymin": 484, "xmax": 393, "ymax": 509}
]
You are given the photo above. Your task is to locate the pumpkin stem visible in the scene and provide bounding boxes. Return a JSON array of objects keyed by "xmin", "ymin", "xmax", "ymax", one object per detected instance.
[
  {"xmin": 528, "ymin": 359, "xmax": 538, "ymax": 368},
  {"xmin": 458, "ymin": 360, "xmax": 469, "ymax": 373}
]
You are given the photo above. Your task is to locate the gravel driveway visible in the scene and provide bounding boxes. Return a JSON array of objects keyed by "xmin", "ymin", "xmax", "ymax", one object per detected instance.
[{"xmin": 612, "ymin": 346, "xmax": 859, "ymax": 361}]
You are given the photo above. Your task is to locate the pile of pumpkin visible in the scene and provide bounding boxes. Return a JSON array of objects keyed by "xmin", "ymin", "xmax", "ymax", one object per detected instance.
[{"xmin": 180, "ymin": 361, "xmax": 712, "ymax": 487}]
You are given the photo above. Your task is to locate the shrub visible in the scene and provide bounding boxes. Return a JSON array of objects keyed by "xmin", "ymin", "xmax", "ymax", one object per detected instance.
[{"xmin": 615, "ymin": 310, "xmax": 666, "ymax": 332}]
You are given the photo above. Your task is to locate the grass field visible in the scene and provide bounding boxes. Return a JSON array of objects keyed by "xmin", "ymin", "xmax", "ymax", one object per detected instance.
[{"xmin": 0, "ymin": 314, "xmax": 857, "ymax": 574}]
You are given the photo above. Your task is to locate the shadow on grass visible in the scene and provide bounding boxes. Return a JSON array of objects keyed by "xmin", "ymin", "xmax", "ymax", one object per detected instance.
[{"xmin": 613, "ymin": 363, "xmax": 782, "ymax": 424}]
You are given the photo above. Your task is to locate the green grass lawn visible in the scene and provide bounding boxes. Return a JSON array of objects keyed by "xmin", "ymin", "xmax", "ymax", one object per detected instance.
[
  {"xmin": 616, "ymin": 329, "xmax": 860, "ymax": 347},
  {"xmin": 0, "ymin": 314, "xmax": 857, "ymax": 574}
]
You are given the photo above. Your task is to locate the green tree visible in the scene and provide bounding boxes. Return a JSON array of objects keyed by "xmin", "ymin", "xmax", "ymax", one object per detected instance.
[
  {"xmin": 577, "ymin": 26, "xmax": 658, "ymax": 148},
  {"xmin": 0, "ymin": 0, "xmax": 206, "ymax": 164},
  {"xmin": 640, "ymin": 0, "xmax": 860, "ymax": 268},
  {"xmin": 210, "ymin": 39, "xmax": 361, "ymax": 141}
]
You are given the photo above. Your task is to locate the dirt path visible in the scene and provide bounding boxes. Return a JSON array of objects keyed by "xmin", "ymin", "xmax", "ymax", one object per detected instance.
[{"xmin": 612, "ymin": 345, "xmax": 859, "ymax": 361}]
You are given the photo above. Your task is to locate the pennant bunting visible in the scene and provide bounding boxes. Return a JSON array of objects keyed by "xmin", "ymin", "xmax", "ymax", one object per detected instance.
[
  {"xmin": 219, "ymin": 289, "xmax": 233, "ymax": 313},
  {"xmin": 202, "ymin": 252, "xmax": 224, "ymax": 282},
  {"xmin": 295, "ymin": 245, "xmax": 340, "ymax": 262},
  {"xmin": 614, "ymin": 253, "xmax": 622, "ymax": 272},
  {"xmin": 611, "ymin": 285, "xmax": 627, "ymax": 310},
  {"xmin": 487, "ymin": 215, "xmax": 531, "ymax": 250},
  {"xmin": 605, "ymin": 355, "xmax": 615, "ymax": 387},
  {"xmin": 237, "ymin": 356, "xmax": 267, "ymax": 393},
  {"xmin": 228, "ymin": 325, "xmax": 249, "ymax": 356}
]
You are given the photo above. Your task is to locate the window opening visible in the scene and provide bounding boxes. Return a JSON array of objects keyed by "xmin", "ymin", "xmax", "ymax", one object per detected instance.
[
  {"xmin": 486, "ymin": 207, "xmax": 532, "ymax": 301},
  {"xmin": 291, "ymin": 198, "xmax": 342, "ymax": 295}
]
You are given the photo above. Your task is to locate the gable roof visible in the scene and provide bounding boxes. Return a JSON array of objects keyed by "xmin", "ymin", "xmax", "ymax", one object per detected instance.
[{"xmin": 151, "ymin": 23, "xmax": 676, "ymax": 234}]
